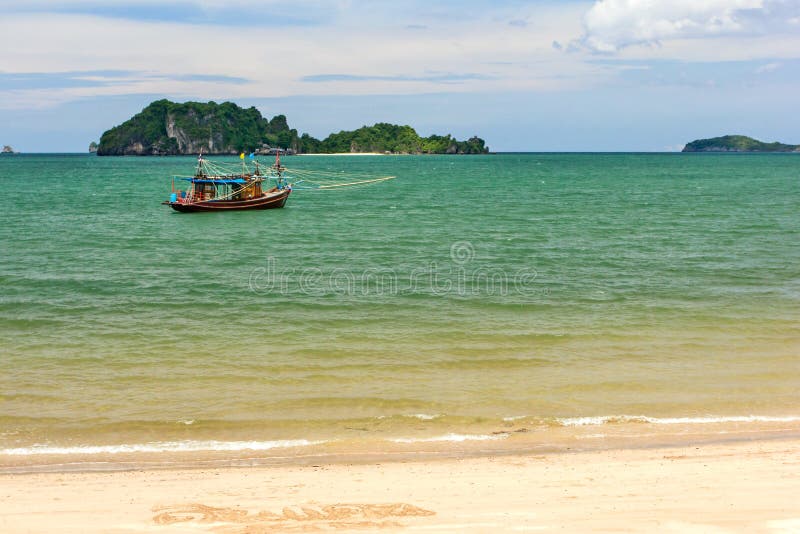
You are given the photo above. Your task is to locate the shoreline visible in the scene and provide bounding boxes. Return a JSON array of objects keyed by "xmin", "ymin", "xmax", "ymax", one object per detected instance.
[
  {"xmin": 2, "ymin": 437, "xmax": 798, "ymax": 532},
  {"xmin": 4, "ymin": 418, "xmax": 799, "ymax": 475}
]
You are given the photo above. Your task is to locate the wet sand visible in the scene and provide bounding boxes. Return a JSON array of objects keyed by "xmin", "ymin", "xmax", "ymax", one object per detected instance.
[{"xmin": 2, "ymin": 438, "xmax": 799, "ymax": 532}]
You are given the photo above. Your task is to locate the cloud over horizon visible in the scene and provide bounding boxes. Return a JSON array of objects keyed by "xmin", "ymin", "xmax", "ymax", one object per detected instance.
[{"xmin": 572, "ymin": 0, "xmax": 800, "ymax": 53}]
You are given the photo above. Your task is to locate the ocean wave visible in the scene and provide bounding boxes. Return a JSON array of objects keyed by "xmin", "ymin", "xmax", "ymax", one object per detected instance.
[
  {"xmin": 375, "ymin": 413, "xmax": 444, "ymax": 421},
  {"xmin": 1, "ymin": 439, "xmax": 324, "ymax": 456},
  {"xmin": 555, "ymin": 415, "xmax": 800, "ymax": 427},
  {"xmin": 399, "ymin": 413, "xmax": 443, "ymax": 420},
  {"xmin": 388, "ymin": 433, "xmax": 507, "ymax": 444}
]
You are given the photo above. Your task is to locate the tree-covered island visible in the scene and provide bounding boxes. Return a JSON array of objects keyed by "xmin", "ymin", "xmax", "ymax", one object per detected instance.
[
  {"xmin": 97, "ymin": 100, "xmax": 489, "ymax": 155},
  {"xmin": 682, "ymin": 135, "xmax": 799, "ymax": 152}
]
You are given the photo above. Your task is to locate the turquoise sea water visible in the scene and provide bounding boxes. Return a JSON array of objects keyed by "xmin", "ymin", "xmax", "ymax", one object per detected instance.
[{"xmin": 1, "ymin": 153, "xmax": 799, "ymax": 468}]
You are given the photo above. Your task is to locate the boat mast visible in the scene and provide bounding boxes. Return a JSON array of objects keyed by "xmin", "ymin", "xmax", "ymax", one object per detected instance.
[
  {"xmin": 274, "ymin": 150, "xmax": 284, "ymax": 189},
  {"xmin": 191, "ymin": 150, "xmax": 205, "ymax": 200},
  {"xmin": 195, "ymin": 150, "xmax": 204, "ymax": 177}
]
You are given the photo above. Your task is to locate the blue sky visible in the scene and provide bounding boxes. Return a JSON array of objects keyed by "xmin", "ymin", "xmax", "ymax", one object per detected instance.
[{"xmin": 1, "ymin": 0, "xmax": 798, "ymax": 152}]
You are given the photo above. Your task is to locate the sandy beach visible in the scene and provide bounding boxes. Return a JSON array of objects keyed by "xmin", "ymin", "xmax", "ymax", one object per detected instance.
[
  {"xmin": 299, "ymin": 152, "xmax": 387, "ymax": 156},
  {"xmin": 2, "ymin": 438, "xmax": 799, "ymax": 533}
]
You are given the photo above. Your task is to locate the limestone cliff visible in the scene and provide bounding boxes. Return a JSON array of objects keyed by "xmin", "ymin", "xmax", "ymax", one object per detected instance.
[
  {"xmin": 97, "ymin": 100, "xmax": 296, "ymax": 156},
  {"xmin": 97, "ymin": 99, "xmax": 490, "ymax": 156}
]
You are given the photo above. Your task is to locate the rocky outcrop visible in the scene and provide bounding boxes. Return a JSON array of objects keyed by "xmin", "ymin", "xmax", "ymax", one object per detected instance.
[
  {"xmin": 97, "ymin": 100, "xmax": 296, "ymax": 156},
  {"xmin": 2, "ymin": 145, "xmax": 15, "ymax": 154}
]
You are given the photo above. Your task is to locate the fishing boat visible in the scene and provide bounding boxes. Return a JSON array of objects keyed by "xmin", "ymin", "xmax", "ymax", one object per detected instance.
[
  {"xmin": 164, "ymin": 151, "xmax": 397, "ymax": 213},
  {"xmin": 164, "ymin": 152, "xmax": 290, "ymax": 212}
]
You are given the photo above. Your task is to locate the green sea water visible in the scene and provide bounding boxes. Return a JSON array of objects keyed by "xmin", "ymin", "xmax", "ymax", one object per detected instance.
[{"xmin": 1, "ymin": 153, "xmax": 799, "ymax": 467}]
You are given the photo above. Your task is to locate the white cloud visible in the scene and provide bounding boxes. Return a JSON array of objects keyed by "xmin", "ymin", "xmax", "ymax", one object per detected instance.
[
  {"xmin": 573, "ymin": 0, "xmax": 800, "ymax": 53},
  {"xmin": 2, "ymin": 1, "xmax": 797, "ymax": 112},
  {"xmin": 0, "ymin": 6, "xmax": 594, "ymax": 109}
]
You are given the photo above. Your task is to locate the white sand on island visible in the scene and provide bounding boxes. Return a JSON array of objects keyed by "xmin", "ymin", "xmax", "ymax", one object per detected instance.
[
  {"xmin": 299, "ymin": 152, "xmax": 386, "ymax": 156},
  {"xmin": 1, "ymin": 438, "xmax": 799, "ymax": 532}
]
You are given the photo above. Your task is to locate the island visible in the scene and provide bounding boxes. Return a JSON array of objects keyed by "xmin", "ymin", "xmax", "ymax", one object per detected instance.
[
  {"xmin": 89, "ymin": 142, "xmax": 98, "ymax": 153},
  {"xmin": 682, "ymin": 135, "xmax": 799, "ymax": 152},
  {"xmin": 96, "ymin": 100, "xmax": 488, "ymax": 156},
  {"xmin": 2, "ymin": 145, "xmax": 16, "ymax": 154}
]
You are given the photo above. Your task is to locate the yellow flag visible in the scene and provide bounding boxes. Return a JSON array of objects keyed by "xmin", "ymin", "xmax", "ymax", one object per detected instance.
[{"xmin": 239, "ymin": 152, "xmax": 245, "ymax": 159}]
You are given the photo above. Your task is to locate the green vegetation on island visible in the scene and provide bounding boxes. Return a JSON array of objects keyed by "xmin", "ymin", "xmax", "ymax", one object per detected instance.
[
  {"xmin": 314, "ymin": 123, "xmax": 487, "ymax": 154},
  {"xmin": 96, "ymin": 100, "xmax": 489, "ymax": 156},
  {"xmin": 97, "ymin": 99, "xmax": 298, "ymax": 156},
  {"xmin": 682, "ymin": 135, "xmax": 799, "ymax": 153}
]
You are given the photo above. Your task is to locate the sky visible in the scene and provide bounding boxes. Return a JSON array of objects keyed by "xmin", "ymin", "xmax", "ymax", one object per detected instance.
[{"xmin": 1, "ymin": 0, "xmax": 799, "ymax": 152}]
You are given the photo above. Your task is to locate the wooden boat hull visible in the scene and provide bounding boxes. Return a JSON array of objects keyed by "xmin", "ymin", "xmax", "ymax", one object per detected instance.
[{"xmin": 165, "ymin": 189, "xmax": 290, "ymax": 212}]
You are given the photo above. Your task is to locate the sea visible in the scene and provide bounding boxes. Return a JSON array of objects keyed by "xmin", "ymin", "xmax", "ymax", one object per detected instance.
[{"xmin": 1, "ymin": 153, "xmax": 798, "ymax": 472}]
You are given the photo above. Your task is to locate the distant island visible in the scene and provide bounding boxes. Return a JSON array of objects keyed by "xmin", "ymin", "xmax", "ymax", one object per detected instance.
[
  {"xmin": 682, "ymin": 135, "xmax": 799, "ymax": 152},
  {"xmin": 2, "ymin": 145, "xmax": 16, "ymax": 154},
  {"xmin": 97, "ymin": 99, "xmax": 488, "ymax": 156}
]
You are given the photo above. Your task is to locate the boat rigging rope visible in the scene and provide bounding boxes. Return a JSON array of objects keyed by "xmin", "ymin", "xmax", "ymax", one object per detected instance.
[
  {"xmin": 172, "ymin": 157, "xmax": 396, "ymax": 202},
  {"xmin": 315, "ymin": 176, "xmax": 396, "ymax": 189}
]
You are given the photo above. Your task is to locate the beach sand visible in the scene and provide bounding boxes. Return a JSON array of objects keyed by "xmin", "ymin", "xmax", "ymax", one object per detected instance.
[
  {"xmin": 299, "ymin": 152, "xmax": 387, "ymax": 156},
  {"xmin": 2, "ymin": 438, "xmax": 799, "ymax": 533}
]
